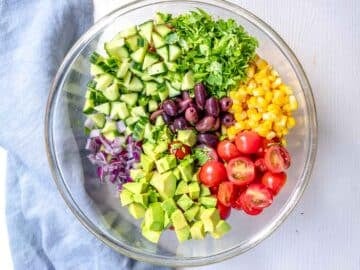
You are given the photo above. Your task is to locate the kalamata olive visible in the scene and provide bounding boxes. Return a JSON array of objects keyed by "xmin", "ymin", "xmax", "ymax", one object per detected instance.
[
  {"xmin": 169, "ymin": 124, "xmax": 176, "ymax": 133},
  {"xmin": 162, "ymin": 100, "xmax": 178, "ymax": 116},
  {"xmin": 161, "ymin": 112, "xmax": 173, "ymax": 124},
  {"xmin": 221, "ymin": 113, "xmax": 235, "ymax": 127},
  {"xmin": 178, "ymin": 98, "xmax": 193, "ymax": 113},
  {"xmin": 205, "ymin": 97, "xmax": 220, "ymax": 117},
  {"xmin": 182, "ymin": 91, "xmax": 190, "ymax": 100},
  {"xmin": 185, "ymin": 107, "xmax": 199, "ymax": 125},
  {"xmin": 197, "ymin": 133, "xmax": 219, "ymax": 148},
  {"xmin": 195, "ymin": 116, "xmax": 216, "ymax": 133},
  {"xmin": 219, "ymin": 97, "xmax": 233, "ymax": 112},
  {"xmin": 150, "ymin": 109, "xmax": 164, "ymax": 122},
  {"xmin": 173, "ymin": 117, "xmax": 188, "ymax": 130},
  {"xmin": 212, "ymin": 117, "xmax": 220, "ymax": 131},
  {"xmin": 195, "ymin": 83, "xmax": 207, "ymax": 110}
]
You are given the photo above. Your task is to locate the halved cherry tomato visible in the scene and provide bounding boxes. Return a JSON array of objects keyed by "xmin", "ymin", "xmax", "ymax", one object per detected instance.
[
  {"xmin": 242, "ymin": 183, "xmax": 273, "ymax": 210},
  {"xmin": 169, "ymin": 141, "xmax": 191, "ymax": 160},
  {"xmin": 199, "ymin": 160, "xmax": 227, "ymax": 187},
  {"xmin": 210, "ymin": 186, "xmax": 219, "ymax": 195},
  {"xmin": 217, "ymin": 140, "xmax": 241, "ymax": 162},
  {"xmin": 226, "ymin": 157, "xmax": 255, "ymax": 186},
  {"xmin": 256, "ymin": 139, "xmax": 278, "ymax": 157},
  {"xmin": 195, "ymin": 145, "xmax": 218, "ymax": 164},
  {"xmin": 217, "ymin": 201, "xmax": 231, "ymax": 219},
  {"xmin": 217, "ymin": 181, "xmax": 236, "ymax": 207},
  {"xmin": 237, "ymin": 192, "xmax": 263, "ymax": 215},
  {"xmin": 261, "ymin": 171, "xmax": 287, "ymax": 195},
  {"xmin": 254, "ymin": 158, "xmax": 267, "ymax": 173},
  {"xmin": 235, "ymin": 131, "xmax": 263, "ymax": 154},
  {"xmin": 264, "ymin": 145, "xmax": 291, "ymax": 173}
]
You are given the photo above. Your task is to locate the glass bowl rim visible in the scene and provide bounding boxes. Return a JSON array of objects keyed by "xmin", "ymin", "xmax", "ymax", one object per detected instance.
[{"xmin": 44, "ymin": 0, "xmax": 318, "ymax": 266}]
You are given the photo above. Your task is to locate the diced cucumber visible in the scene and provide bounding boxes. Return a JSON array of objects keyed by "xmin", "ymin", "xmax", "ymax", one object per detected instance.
[
  {"xmin": 166, "ymin": 81, "xmax": 181, "ymax": 97},
  {"xmin": 152, "ymin": 32, "xmax": 166, "ymax": 48},
  {"xmin": 125, "ymin": 116, "xmax": 139, "ymax": 126},
  {"xmin": 138, "ymin": 20, "xmax": 154, "ymax": 43},
  {"xmin": 85, "ymin": 89, "xmax": 94, "ymax": 99},
  {"xmin": 120, "ymin": 93, "xmax": 138, "ymax": 107},
  {"xmin": 90, "ymin": 64, "xmax": 104, "ymax": 76},
  {"xmin": 131, "ymin": 106, "xmax": 147, "ymax": 117},
  {"xmin": 110, "ymin": 102, "xmax": 129, "ymax": 120},
  {"xmin": 155, "ymin": 12, "xmax": 171, "ymax": 24},
  {"xmin": 156, "ymin": 46, "xmax": 169, "ymax": 62},
  {"xmin": 145, "ymin": 81, "xmax": 159, "ymax": 96},
  {"xmin": 103, "ymin": 83, "xmax": 120, "ymax": 101},
  {"xmin": 171, "ymin": 80, "xmax": 182, "ymax": 90},
  {"xmin": 155, "ymin": 24, "xmax": 172, "ymax": 37},
  {"xmin": 165, "ymin": 62, "xmax": 177, "ymax": 72},
  {"xmin": 169, "ymin": 45, "xmax": 181, "ymax": 61},
  {"xmin": 119, "ymin": 26, "xmax": 138, "ymax": 38},
  {"xmin": 155, "ymin": 115, "xmax": 165, "ymax": 126},
  {"xmin": 94, "ymin": 74, "xmax": 113, "ymax": 91},
  {"xmin": 117, "ymin": 61, "xmax": 130, "ymax": 78},
  {"xmin": 83, "ymin": 99, "xmax": 94, "ymax": 114},
  {"xmin": 154, "ymin": 76, "xmax": 165, "ymax": 84},
  {"xmin": 117, "ymin": 46, "xmax": 130, "ymax": 59},
  {"xmin": 128, "ymin": 76, "xmax": 143, "ymax": 92},
  {"xmin": 94, "ymin": 102, "xmax": 110, "ymax": 115},
  {"xmin": 89, "ymin": 113, "xmax": 106, "ymax": 128},
  {"xmin": 158, "ymin": 88, "xmax": 169, "ymax": 101},
  {"xmin": 122, "ymin": 71, "xmax": 132, "ymax": 88},
  {"xmin": 131, "ymin": 47, "xmax": 147, "ymax": 63},
  {"xmin": 104, "ymin": 38, "xmax": 126, "ymax": 59},
  {"xmin": 125, "ymin": 35, "xmax": 141, "ymax": 52},
  {"xmin": 181, "ymin": 71, "xmax": 195, "ymax": 90},
  {"xmin": 147, "ymin": 62, "xmax": 167, "ymax": 76},
  {"xmin": 142, "ymin": 53, "xmax": 159, "ymax": 70},
  {"xmin": 148, "ymin": 100, "xmax": 159, "ymax": 112},
  {"xmin": 138, "ymin": 96, "xmax": 149, "ymax": 106},
  {"xmin": 143, "ymin": 123, "xmax": 152, "ymax": 139},
  {"xmin": 141, "ymin": 73, "xmax": 155, "ymax": 81},
  {"xmin": 130, "ymin": 67, "xmax": 144, "ymax": 78},
  {"xmin": 102, "ymin": 120, "xmax": 117, "ymax": 133},
  {"xmin": 103, "ymin": 131, "xmax": 117, "ymax": 141}
]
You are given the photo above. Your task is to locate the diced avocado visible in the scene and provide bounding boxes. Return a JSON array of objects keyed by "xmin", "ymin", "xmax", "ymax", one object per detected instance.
[
  {"xmin": 211, "ymin": 220, "xmax": 231, "ymax": 239},
  {"xmin": 145, "ymin": 81, "xmax": 159, "ymax": 96},
  {"xmin": 129, "ymin": 169, "xmax": 144, "ymax": 181},
  {"xmin": 200, "ymin": 208, "xmax": 220, "ymax": 232},
  {"xmin": 161, "ymin": 198, "xmax": 177, "ymax": 216},
  {"xmin": 142, "ymin": 142, "xmax": 155, "ymax": 157},
  {"xmin": 150, "ymin": 171, "xmax": 177, "ymax": 199},
  {"xmin": 128, "ymin": 76, "xmax": 143, "ymax": 92},
  {"xmin": 147, "ymin": 62, "xmax": 167, "ymax": 76},
  {"xmin": 155, "ymin": 24, "xmax": 172, "ymax": 37},
  {"xmin": 90, "ymin": 64, "xmax": 104, "ymax": 76},
  {"xmin": 148, "ymin": 189, "xmax": 159, "ymax": 203},
  {"xmin": 123, "ymin": 182, "xmax": 147, "ymax": 194},
  {"xmin": 155, "ymin": 155, "xmax": 177, "ymax": 174},
  {"xmin": 120, "ymin": 93, "xmax": 138, "ymax": 107},
  {"xmin": 196, "ymin": 206, "xmax": 207, "ymax": 220},
  {"xmin": 89, "ymin": 113, "xmax": 105, "ymax": 128},
  {"xmin": 200, "ymin": 196, "xmax": 217, "ymax": 208},
  {"xmin": 143, "ymin": 53, "xmax": 159, "ymax": 70},
  {"xmin": 200, "ymin": 184, "xmax": 211, "ymax": 197},
  {"xmin": 154, "ymin": 141, "xmax": 168, "ymax": 156},
  {"xmin": 83, "ymin": 99, "xmax": 94, "ymax": 114},
  {"xmin": 94, "ymin": 102, "xmax": 110, "ymax": 115},
  {"xmin": 144, "ymin": 202, "xmax": 164, "ymax": 231},
  {"xmin": 119, "ymin": 189, "xmax": 134, "ymax": 206},
  {"xmin": 102, "ymin": 131, "xmax": 117, "ymax": 141},
  {"xmin": 164, "ymin": 213, "xmax": 171, "ymax": 229},
  {"xmin": 141, "ymin": 222, "xmax": 162, "ymax": 243},
  {"xmin": 138, "ymin": 20, "xmax": 153, "ymax": 43},
  {"xmin": 177, "ymin": 194, "xmax": 193, "ymax": 211},
  {"xmin": 143, "ymin": 123, "xmax": 152, "ymax": 140},
  {"xmin": 133, "ymin": 193, "xmax": 149, "ymax": 207},
  {"xmin": 95, "ymin": 73, "xmax": 113, "ymax": 91},
  {"xmin": 119, "ymin": 26, "xmax": 138, "ymax": 38},
  {"xmin": 169, "ymin": 44, "xmax": 181, "ymax": 61},
  {"xmin": 156, "ymin": 46, "xmax": 169, "ymax": 62},
  {"xmin": 192, "ymin": 172, "xmax": 199, "ymax": 182},
  {"xmin": 175, "ymin": 181, "xmax": 188, "ymax": 195},
  {"xmin": 110, "ymin": 102, "xmax": 129, "ymax": 120},
  {"xmin": 173, "ymin": 168, "xmax": 181, "ymax": 180},
  {"xmin": 188, "ymin": 182, "xmax": 200, "ymax": 200},
  {"xmin": 181, "ymin": 71, "xmax": 195, "ymax": 90},
  {"xmin": 140, "ymin": 154, "xmax": 155, "ymax": 172},
  {"xmin": 190, "ymin": 221, "xmax": 205, "ymax": 240},
  {"xmin": 159, "ymin": 127, "xmax": 172, "ymax": 142},
  {"xmin": 178, "ymin": 161, "xmax": 193, "ymax": 182},
  {"xmin": 101, "ymin": 120, "xmax": 117, "ymax": 133},
  {"xmin": 103, "ymin": 83, "xmax": 120, "ymax": 101},
  {"xmin": 128, "ymin": 203, "xmax": 146, "ymax": 219},
  {"xmin": 171, "ymin": 209, "xmax": 188, "ymax": 230},
  {"xmin": 154, "ymin": 12, "xmax": 171, "ymax": 24},
  {"xmin": 177, "ymin": 129, "xmax": 197, "ymax": 147},
  {"xmin": 131, "ymin": 47, "xmax": 147, "ymax": 63},
  {"xmin": 184, "ymin": 205, "xmax": 200, "ymax": 223},
  {"xmin": 152, "ymin": 32, "xmax": 166, "ymax": 48},
  {"xmin": 148, "ymin": 99, "xmax": 159, "ymax": 112},
  {"xmin": 175, "ymin": 226, "xmax": 190, "ymax": 243},
  {"xmin": 165, "ymin": 62, "xmax": 178, "ymax": 72},
  {"xmin": 131, "ymin": 106, "xmax": 147, "ymax": 117}
]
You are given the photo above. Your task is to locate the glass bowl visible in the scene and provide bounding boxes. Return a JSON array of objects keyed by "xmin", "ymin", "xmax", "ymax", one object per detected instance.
[{"xmin": 45, "ymin": 0, "xmax": 317, "ymax": 267}]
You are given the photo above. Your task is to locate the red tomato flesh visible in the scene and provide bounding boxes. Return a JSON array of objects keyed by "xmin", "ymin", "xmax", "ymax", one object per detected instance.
[
  {"xmin": 217, "ymin": 201, "xmax": 231, "ymax": 219},
  {"xmin": 217, "ymin": 181, "xmax": 236, "ymax": 207},
  {"xmin": 199, "ymin": 160, "xmax": 227, "ymax": 187},
  {"xmin": 169, "ymin": 141, "xmax": 191, "ymax": 160},
  {"xmin": 217, "ymin": 140, "xmax": 241, "ymax": 162},
  {"xmin": 242, "ymin": 183, "xmax": 273, "ymax": 210},
  {"xmin": 226, "ymin": 157, "xmax": 255, "ymax": 186},
  {"xmin": 264, "ymin": 145, "xmax": 291, "ymax": 173},
  {"xmin": 235, "ymin": 131, "xmax": 263, "ymax": 154},
  {"xmin": 261, "ymin": 171, "xmax": 287, "ymax": 195},
  {"xmin": 237, "ymin": 192, "xmax": 263, "ymax": 215}
]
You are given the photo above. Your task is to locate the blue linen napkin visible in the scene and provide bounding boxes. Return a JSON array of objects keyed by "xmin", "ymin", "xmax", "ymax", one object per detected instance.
[{"xmin": 0, "ymin": 1, "xmax": 169, "ymax": 269}]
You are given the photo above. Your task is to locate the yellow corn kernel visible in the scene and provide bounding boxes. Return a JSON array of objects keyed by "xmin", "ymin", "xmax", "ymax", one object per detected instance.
[
  {"xmin": 253, "ymin": 88, "xmax": 265, "ymax": 96},
  {"xmin": 266, "ymin": 131, "xmax": 277, "ymax": 140},
  {"xmin": 271, "ymin": 77, "xmax": 282, "ymax": 89},
  {"xmin": 268, "ymin": 104, "xmax": 281, "ymax": 115},
  {"xmin": 248, "ymin": 119, "xmax": 258, "ymax": 129},
  {"xmin": 235, "ymin": 111, "xmax": 247, "ymax": 122},
  {"xmin": 250, "ymin": 112, "xmax": 262, "ymax": 122},
  {"xmin": 231, "ymin": 103, "xmax": 242, "ymax": 112},
  {"xmin": 247, "ymin": 65, "xmax": 256, "ymax": 78},
  {"xmin": 247, "ymin": 80, "xmax": 257, "ymax": 90},
  {"xmin": 262, "ymin": 112, "xmax": 276, "ymax": 121},
  {"xmin": 273, "ymin": 90, "xmax": 286, "ymax": 106},
  {"xmin": 263, "ymin": 120, "xmax": 273, "ymax": 131},
  {"xmin": 229, "ymin": 91, "xmax": 237, "ymax": 99},
  {"xmin": 289, "ymin": 95, "xmax": 298, "ymax": 111},
  {"xmin": 256, "ymin": 96, "xmax": 267, "ymax": 108},
  {"xmin": 271, "ymin": 69, "xmax": 279, "ymax": 77},
  {"xmin": 234, "ymin": 121, "xmax": 246, "ymax": 131},
  {"xmin": 255, "ymin": 58, "xmax": 268, "ymax": 70},
  {"xmin": 280, "ymin": 84, "xmax": 293, "ymax": 95},
  {"xmin": 264, "ymin": 91, "xmax": 273, "ymax": 102},
  {"xmin": 247, "ymin": 96, "xmax": 257, "ymax": 109},
  {"xmin": 268, "ymin": 75, "xmax": 276, "ymax": 82},
  {"xmin": 221, "ymin": 125, "xmax": 227, "ymax": 135},
  {"xmin": 287, "ymin": 117, "xmax": 296, "ymax": 129},
  {"xmin": 282, "ymin": 129, "xmax": 289, "ymax": 136},
  {"xmin": 282, "ymin": 104, "xmax": 292, "ymax": 112},
  {"xmin": 281, "ymin": 138, "xmax": 287, "ymax": 146},
  {"xmin": 277, "ymin": 115, "xmax": 288, "ymax": 127},
  {"xmin": 227, "ymin": 126, "xmax": 238, "ymax": 138}
]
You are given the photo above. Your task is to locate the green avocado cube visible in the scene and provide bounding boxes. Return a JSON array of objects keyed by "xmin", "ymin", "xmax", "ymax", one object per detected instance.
[
  {"xmin": 196, "ymin": 206, "xmax": 207, "ymax": 220},
  {"xmin": 200, "ymin": 208, "xmax": 220, "ymax": 232},
  {"xmin": 175, "ymin": 181, "xmax": 188, "ymax": 195},
  {"xmin": 177, "ymin": 129, "xmax": 197, "ymax": 147},
  {"xmin": 155, "ymin": 155, "xmax": 177, "ymax": 174},
  {"xmin": 175, "ymin": 226, "xmax": 190, "ymax": 243},
  {"xmin": 192, "ymin": 172, "xmax": 199, "ymax": 182},
  {"xmin": 142, "ymin": 142, "xmax": 155, "ymax": 158},
  {"xmin": 188, "ymin": 182, "xmax": 200, "ymax": 200},
  {"xmin": 190, "ymin": 221, "xmax": 205, "ymax": 240},
  {"xmin": 123, "ymin": 182, "xmax": 147, "ymax": 194},
  {"xmin": 119, "ymin": 189, "xmax": 134, "ymax": 206},
  {"xmin": 184, "ymin": 205, "xmax": 200, "ymax": 222},
  {"xmin": 128, "ymin": 203, "xmax": 146, "ymax": 219},
  {"xmin": 148, "ymin": 189, "xmax": 159, "ymax": 203},
  {"xmin": 144, "ymin": 202, "xmax": 164, "ymax": 231},
  {"xmin": 140, "ymin": 154, "xmax": 155, "ymax": 172},
  {"xmin": 129, "ymin": 169, "xmax": 144, "ymax": 181},
  {"xmin": 133, "ymin": 193, "xmax": 149, "ymax": 207},
  {"xmin": 211, "ymin": 220, "xmax": 231, "ymax": 239},
  {"xmin": 200, "ymin": 196, "xmax": 217, "ymax": 208},
  {"xmin": 154, "ymin": 141, "xmax": 168, "ymax": 155},
  {"xmin": 163, "ymin": 213, "xmax": 171, "ymax": 229},
  {"xmin": 141, "ymin": 222, "xmax": 162, "ymax": 243},
  {"xmin": 173, "ymin": 168, "xmax": 181, "ymax": 180},
  {"xmin": 177, "ymin": 194, "xmax": 193, "ymax": 211},
  {"xmin": 178, "ymin": 161, "xmax": 193, "ymax": 182},
  {"xmin": 150, "ymin": 171, "xmax": 177, "ymax": 199},
  {"xmin": 161, "ymin": 198, "xmax": 177, "ymax": 216},
  {"xmin": 200, "ymin": 184, "xmax": 211, "ymax": 196},
  {"xmin": 171, "ymin": 209, "xmax": 188, "ymax": 230}
]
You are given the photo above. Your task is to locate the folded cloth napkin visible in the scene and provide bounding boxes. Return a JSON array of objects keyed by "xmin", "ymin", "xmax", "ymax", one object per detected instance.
[{"xmin": 0, "ymin": 1, "xmax": 169, "ymax": 269}]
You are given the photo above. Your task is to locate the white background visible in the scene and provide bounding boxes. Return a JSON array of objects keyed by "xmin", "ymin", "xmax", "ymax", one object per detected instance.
[{"xmin": 1, "ymin": 0, "xmax": 360, "ymax": 269}]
